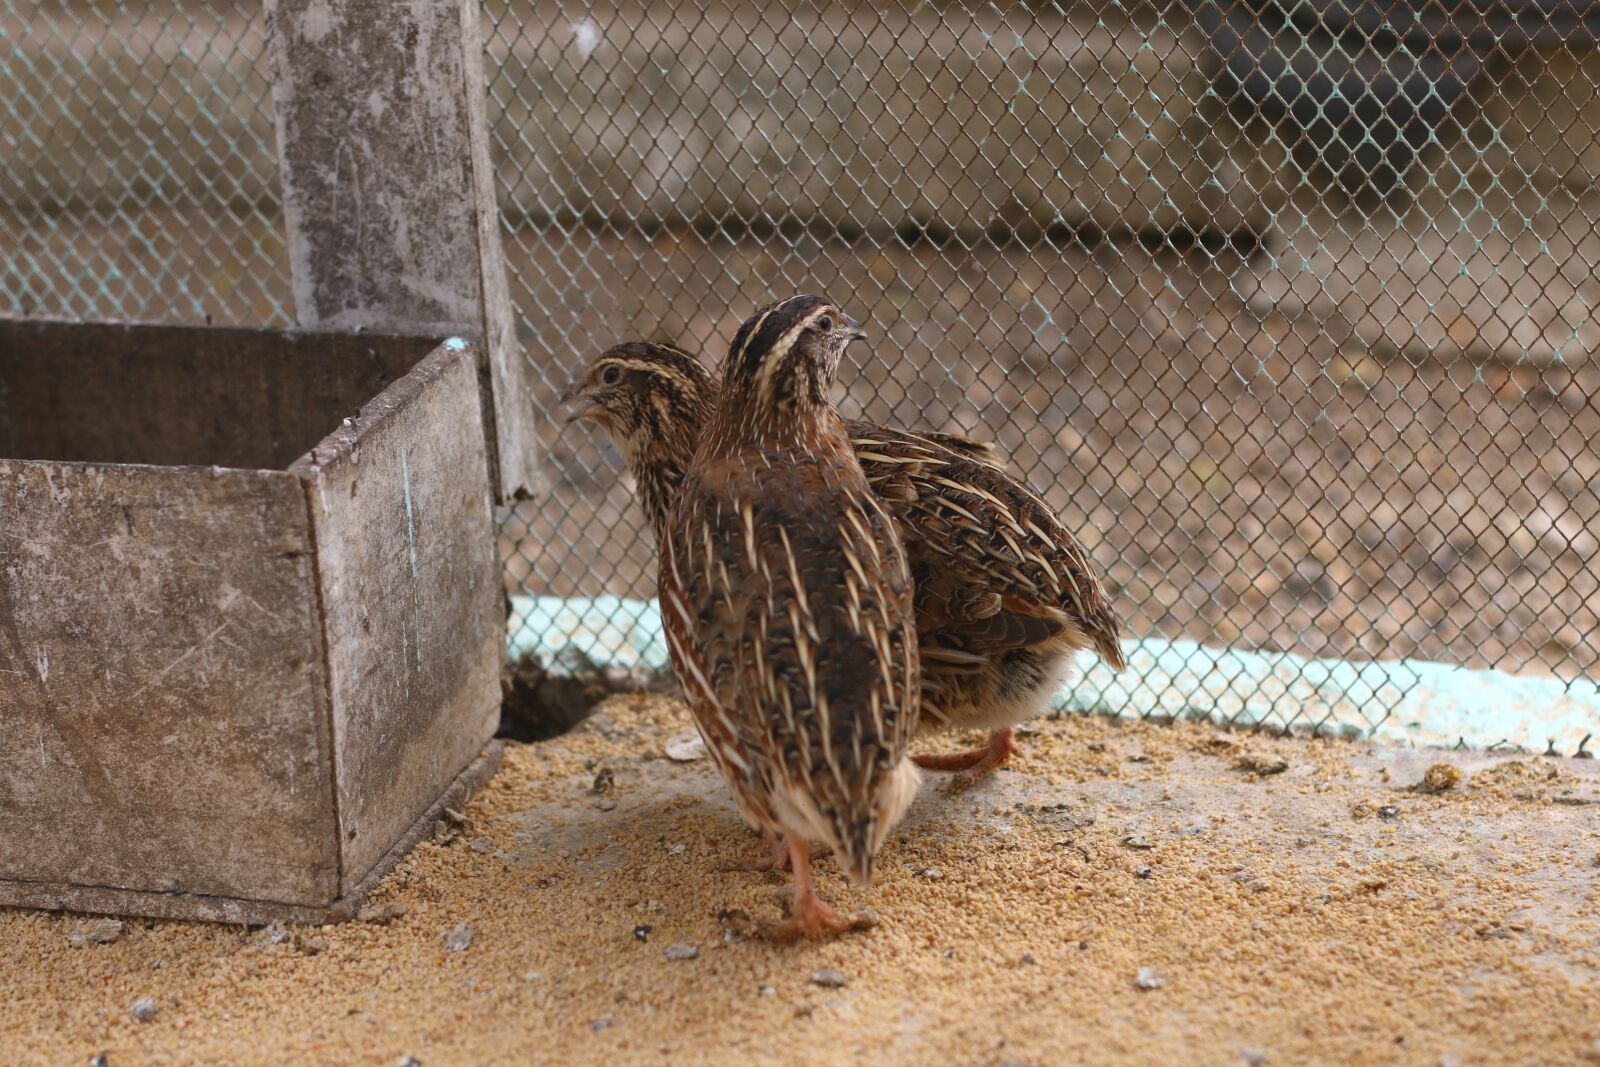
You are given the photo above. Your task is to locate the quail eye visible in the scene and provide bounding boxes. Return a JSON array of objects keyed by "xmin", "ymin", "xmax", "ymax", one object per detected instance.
[
  {"xmin": 601, "ymin": 365, "xmax": 623, "ymax": 386},
  {"xmin": 816, "ymin": 315, "xmax": 834, "ymax": 333}
]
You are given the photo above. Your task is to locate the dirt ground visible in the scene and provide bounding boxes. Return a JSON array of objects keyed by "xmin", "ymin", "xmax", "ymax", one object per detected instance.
[{"xmin": 5, "ymin": 694, "xmax": 1598, "ymax": 1066}]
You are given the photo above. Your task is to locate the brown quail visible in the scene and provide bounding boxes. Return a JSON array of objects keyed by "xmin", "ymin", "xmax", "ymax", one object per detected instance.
[
  {"xmin": 652, "ymin": 296, "xmax": 921, "ymax": 938},
  {"xmin": 563, "ymin": 338, "xmax": 1125, "ymax": 789}
]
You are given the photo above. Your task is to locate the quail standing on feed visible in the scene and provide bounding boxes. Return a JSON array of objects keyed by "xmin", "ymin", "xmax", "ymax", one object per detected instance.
[
  {"xmin": 563, "ymin": 338, "xmax": 1124, "ymax": 789},
  {"xmin": 652, "ymin": 295, "xmax": 922, "ymax": 938}
]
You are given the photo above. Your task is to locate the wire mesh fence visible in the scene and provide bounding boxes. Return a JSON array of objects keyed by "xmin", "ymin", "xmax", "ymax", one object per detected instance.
[
  {"xmin": 0, "ymin": 2, "xmax": 290, "ymax": 325},
  {"xmin": 3, "ymin": 2, "xmax": 1597, "ymax": 738},
  {"xmin": 488, "ymin": 0, "xmax": 1600, "ymax": 735}
]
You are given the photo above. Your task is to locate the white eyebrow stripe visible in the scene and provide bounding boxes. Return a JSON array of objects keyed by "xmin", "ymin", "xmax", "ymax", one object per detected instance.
[
  {"xmin": 753, "ymin": 306, "xmax": 833, "ymax": 389},
  {"xmin": 729, "ymin": 304, "xmax": 779, "ymax": 369}
]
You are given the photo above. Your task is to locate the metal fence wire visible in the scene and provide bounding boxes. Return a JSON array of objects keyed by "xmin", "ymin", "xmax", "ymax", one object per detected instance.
[
  {"xmin": 1, "ymin": 3, "xmax": 290, "ymax": 325},
  {"xmin": 5, "ymin": 2, "xmax": 1599, "ymax": 738},
  {"xmin": 489, "ymin": 0, "xmax": 1600, "ymax": 734}
]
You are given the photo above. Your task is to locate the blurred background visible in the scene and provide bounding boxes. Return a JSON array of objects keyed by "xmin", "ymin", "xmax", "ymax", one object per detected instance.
[{"xmin": 4, "ymin": 1, "xmax": 1597, "ymax": 705}]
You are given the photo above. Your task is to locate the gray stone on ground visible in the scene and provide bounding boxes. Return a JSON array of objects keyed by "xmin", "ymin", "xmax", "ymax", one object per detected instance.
[
  {"xmin": 443, "ymin": 923, "xmax": 475, "ymax": 953},
  {"xmin": 69, "ymin": 919, "xmax": 124, "ymax": 946},
  {"xmin": 810, "ymin": 968, "xmax": 848, "ymax": 989}
]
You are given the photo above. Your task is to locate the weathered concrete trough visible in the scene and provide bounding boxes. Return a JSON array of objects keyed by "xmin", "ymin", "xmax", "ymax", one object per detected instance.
[{"xmin": 0, "ymin": 319, "xmax": 504, "ymax": 924}]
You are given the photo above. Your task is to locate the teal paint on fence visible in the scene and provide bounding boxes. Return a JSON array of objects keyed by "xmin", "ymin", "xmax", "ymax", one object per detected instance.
[{"xmin": 508, "ymin": 595, "xmax": 1600, "ymax": 757}]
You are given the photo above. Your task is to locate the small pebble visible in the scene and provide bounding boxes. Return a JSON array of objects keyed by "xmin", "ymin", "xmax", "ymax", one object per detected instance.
[
  {"xmin": 1420, "ymin": 763, "xmax": 1462, "ymax": 793},
  {"xmin": 594, "ymin": 798, "xmax": 618, "ymax": 812},
  {"xmin": 1120, "ymin": 834, "xmax": 1154, "ymax": 850},
  {"xmin": 810, "ymin": 968, "xmax": 847, "ymax": 988},
  {"xmin": 718, "ymin": 909, "xmax": 759, "ymax": 942},
  {"xmin": 1135, "ymin": 866, "xmax": 1153, "ymax": 879},
  {"xmin": 667, "ymin": 843, "xmax": 686, "ymax": 856},
  {"xmin": 259, "ymin": 921, "xmax": 292, "ymax": 945},
  {"xmin": 916, "ymin": 866, "xmax": 944, "ymax": 880},
  {"xmin": 577, "ymin": 713, "xmax": 620, "ymax": 739},
  {"xmin": 1017, "ymin": 952, "xmax": 1036, "ymax": 966},
  {"xmin": 468, "ymin": 837, "xmax": 493, "ymax": 854},
  {"xmin": 291, "ymin": 931, "xmax": 327, "ymax": 956},
  {"xmin": 396, "ymin": 1057, "xmax": 422, "ymax": 1067},
  {"xmin": 590, "ymin": 1016, "xmax": 615, "ymax": 1033},
  {"xmin": 664, "ymin": 943, "xmax": 699, "ymax": 961},
  {"xmin": 1234, "ymin": 754, "xmax": 1289, "ymax": 776},
  {"xmin": 1241, "ymin": 1051, "xmax": 1267, "ymax": 1066},
  {"xmin": 591, "ymin": 767, "xmax": 615, "ymax": 794},
  {"xmin": 632, "ymin": 925, "xmax": 652, "ymax": 943},
  {"xmin": 664, "ymin": 732, "xmax": 706, "ymax": 762},
  {"xmin": 444, "ymin": 922, "xmax": 475, "ymax": 952},
  {"xmin": 69, "ymin": 919, "xmax": 124, "ymax": 946},
  {"xmin": 1378, "ymin": 805, "xmax": 1400, "ymax": 820},
  {"xmin": 356, "ymin": 901, "xmax": 408, "ymax": 925},
  {"xmin": 758, "ymin": 985, "xmax": 776, "ymax": 997},
  {"xmin": 129, "ymin": 997, "xmax": 158, "ymax": 1023},
  {"xmin": 90, "ymin": 1057, "xmax": 110, "ymax": 1067},
  {"xmin": 1133, "ymin": 967, "xmax": 1165, "ymax": 990}
]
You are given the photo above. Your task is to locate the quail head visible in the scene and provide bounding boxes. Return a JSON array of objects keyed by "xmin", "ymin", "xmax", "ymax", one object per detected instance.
[{"xmin": 561, "ymin": 340, "xmax": 714, "ymax": 536}]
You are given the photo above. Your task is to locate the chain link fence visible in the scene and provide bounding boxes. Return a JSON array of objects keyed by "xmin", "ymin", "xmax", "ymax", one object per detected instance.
[
  {"xmin": 5, "ymin": 2, "xmax": 1597, "ymax": 738},
  {"xmin": 1, "ymin": 2, "xmax": 290, "ymax": 325},
  {"xmin": 488, "ymin": 0, "xmax": 1600, "ymax": 736}
]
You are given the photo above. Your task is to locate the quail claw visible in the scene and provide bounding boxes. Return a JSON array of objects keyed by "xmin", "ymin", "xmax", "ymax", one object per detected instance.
[
  {"xmin": 723, "ymin": 837, "xmax": 793, "ymax": 873},
  {"xmin": 724, "ymin": 837, "xmax": 832, "ymax": 874},
  {"xmin": 915, "ymin": 728, "xmax": 1022, "ymax": 792},
  {"xmin": 772, "ymin": 897, "xmax": 853, "ymax": 942}
]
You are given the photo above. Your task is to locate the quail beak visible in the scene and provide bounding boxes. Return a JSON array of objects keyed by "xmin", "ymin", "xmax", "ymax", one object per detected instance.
[
  {"xmin": 559, "ymin": 377, "xmax": 605, "ymax": 425},
  {"xmin": 842, "ymin": 314, "xmax": 867, "ymax": 343}
]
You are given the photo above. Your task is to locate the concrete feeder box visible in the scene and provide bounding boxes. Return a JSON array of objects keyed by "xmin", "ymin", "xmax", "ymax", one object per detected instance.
[
  {"xmin": 0, "ymin": 0, "xmax": 539, "ymax": 923},
  {"xmin": 0, "ymin": 320, "xmax": 508, "ymax": 923}
]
